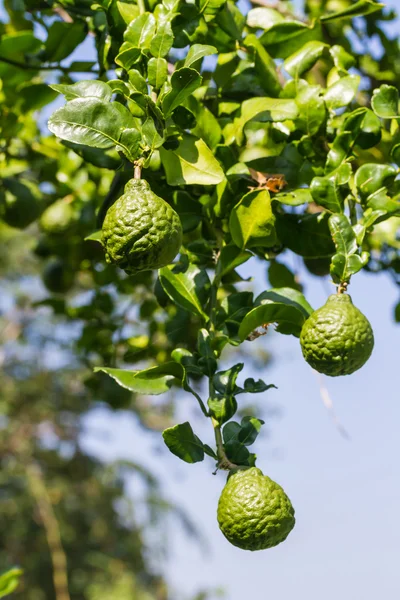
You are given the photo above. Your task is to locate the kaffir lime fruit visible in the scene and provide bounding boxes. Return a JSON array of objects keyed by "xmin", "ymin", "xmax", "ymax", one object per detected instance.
[
  {"xmin": 102, "ymin": 179, "xmax": 182, "ymax": 275},
  {"xmin": 217, "ymin": 468, "xmax": 295, "ymax": 551},
  {"xmin": 300, "ymin": 293, "xmax": 374, "ymax": 377},
  {"xmin": 42, "ymin": 259, "xmax": 74, "ymax": 294},
  {"xmin": 40, "ymin": 199, "xmax": 75, "ymax": 235}
]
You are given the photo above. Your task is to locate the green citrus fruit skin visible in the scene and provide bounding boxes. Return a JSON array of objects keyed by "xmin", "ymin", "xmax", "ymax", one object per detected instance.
[
  {"xmin": 217, "ymin": 468, "xmax": 295, "ymax": 551},
  {"xmin": 102, "ymin": 179, "xmax": 183, "ymax": 275},
  {"xmin": 40, "ymin": 200, "xmax": 75, "ymax": 235},
  {"xmin": 300, "ymin": 294, "xmax": 374, "ymax": 377},
  {"xmin": 0, "ymin": 184, "xmax": 41, "ymax": 229}
]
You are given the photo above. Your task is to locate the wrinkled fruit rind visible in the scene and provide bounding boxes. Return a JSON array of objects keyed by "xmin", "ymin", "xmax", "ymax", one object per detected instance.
[
  {"xmin": 102, "ymin": 179, "xmax": 183, "ymax": 275},
  {"xmin": 217, "ymin": 467, "xmax": 295, "ymax": 551},
  {"xmin": 300, "ymin": 294, "xmax": 374, "ymax": 377}
]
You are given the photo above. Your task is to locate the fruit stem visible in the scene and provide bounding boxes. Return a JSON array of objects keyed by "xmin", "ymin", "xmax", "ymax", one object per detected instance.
[
  {"xmin": 134, "ymin": 164, "xmax": 142, "ymax": 179},
  {"xmin": 212, "ymin": 418, "xmax": 238, "ymax": 471},
  {"xmin": 337, "ymin": 282, "xmax": 348, "ymax": 295}
]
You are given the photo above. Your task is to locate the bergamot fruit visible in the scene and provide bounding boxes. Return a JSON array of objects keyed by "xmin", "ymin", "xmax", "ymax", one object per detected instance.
[
  {"xmin": 102, "ymin": 179, "xmax": 182, "ymax": 275},
  {"xmin": 40, "ymin": 199, "xmax": 75, "ymax": 235},
  {"xmin": 43, "ymin": 259, "xmax": 74, "ymax": 294},
  {"xmin": 300, "ymin": 293, "xmax": 374, "ymax": 377},
  {"xmin": 217, "ymin": 468, "xmax": 295, "ymax": 551}
]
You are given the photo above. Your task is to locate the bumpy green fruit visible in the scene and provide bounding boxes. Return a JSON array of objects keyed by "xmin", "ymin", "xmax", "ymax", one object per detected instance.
[
  {"xmin": 40, "ymin": 199, "xmax": 75, "ymax": 235},
  {"xmin": 217, "ymin": 468, "xmax": 295, "ymax": 551},
  {"xmin": 102, "ymin": 179, "xmax": 182, "ymax": 275},
  {"xmin": 300, "ymin": 294, "xmax": 374, "ymax": 376},
  {"xmin": 43, "ymin": 259, "xmax": 74, "ymax": 294}
]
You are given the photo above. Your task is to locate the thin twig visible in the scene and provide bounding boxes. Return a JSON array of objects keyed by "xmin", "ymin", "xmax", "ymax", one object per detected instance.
[
  {"xmin": 314, "ymin": 372, "xmax": 351, "ymax": 440},
  {"xmin": 25, "ymin": 461, "xmax": 71, "ymax": 600}
]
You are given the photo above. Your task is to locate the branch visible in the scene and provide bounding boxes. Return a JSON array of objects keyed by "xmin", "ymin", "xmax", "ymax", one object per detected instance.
[{"xmin": 25, "ymin": 461, "xmax": 71, "ymax": 600}]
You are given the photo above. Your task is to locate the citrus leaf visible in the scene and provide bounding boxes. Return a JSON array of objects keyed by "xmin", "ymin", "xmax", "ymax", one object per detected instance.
[
  {"xmin": 238, "ymin": 301, "xmax": 306, "ymax": 340},
  {"xmin": 184, "ymin": 44, "xmax": 217, "ymax": 67},
  {"xmin": 371, "ymin": 85, "xmax": 399, "ymax": 119},
  {"xmin": 162, "ymin": 68, "xmax": 202, "ymax": 117},
  {"xmin": 320, "ymin": 0, "xmax": 384, "ymax": 22},
  {"xmin": 255, "ymin": 287, "xmax": 314, "ymax": 318},
  {"xmin": 43, "ymin": 21, "xmax": 86, "ymax": 62},
  {"xmin": 160, "ymin": 133, "xmax": 225, "ymax": 185},
  {"xmin": 94, "ymin": 362, "xmax": 185, "ymax": 395},
  {"xmin": 158, "ymin": 264, "xmax": 210, "ymax": 320},
  {"xmin": 324, "ymin": 75, "xmax": 360, "ymax": 109},
  {"xmin": 162, "ymin": 422, "xmax": 205, "ymax": 463},
  {"xmin": 50, "ymin": 81, "xmax": 113, "ymax": 102},
  {"xmin": 150, "ymin": 21, "xmax": 174, "ymax": 58},
  {"xmin": 124, "ymin": 12, "xmax": 156, "ymax": 47},
  {"xmin": 273, "ymin": 188, "xmax": 312, "ymax": 206},
  {"xmin": 147, "ymin": 57, "xmax": 168, "ymax": 90},
  {"xmin": 243, "ymin": 34, "xmax": 281, "ymax": 96},
  {"xmin": 284, "ymin": 40, "xmax": 328, "ymax": 78},
  {"xmin": 229, "ymin": 189, "xmax": 277, "ymax": 249},
  {"xmin": 48, "ymin": 98, "xmax": 135, "ymax": 150}
]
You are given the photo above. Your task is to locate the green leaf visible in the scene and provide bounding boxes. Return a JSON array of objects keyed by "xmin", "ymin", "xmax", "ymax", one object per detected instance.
[
  {"xmin": 259, "ymin": 20, "xmax": 323, "ymax": 59},
  {"xmin": 273, "ymin": 188, "xmax": 313, "ymax": 206},
  {"xmin": 328, "ymin": 214, "xmax": 367, "ymax": 283},
  {"xmin": 158, "ymin": 264, "xmax": 210, "ymax": 320},
  {"xmin": 355, "ymin": 163, "xmax": 398, "ymax": 199},
  {"xmin": 238, "ymin": 416, "xmax": 265, "ymax": 446},
  {"xmin": 0, "ymin": 568, "xmax": 23, "ymax": 599},
  {"xmin": 329, "ymin": 45, "xmax": 356, "ymax": 71},
  {"xmin": 246, "ymin": 7, "xmax": 284, "ymax": 30},
  {"xmin": 324, "ymin": 75, "xmax": 360, "ymax": 109},
  {"xmin": 268, "ymin": 261, "xmax": 302, "ymax": 291},
  {"xmin": 162, "ymin": 422, "xmax": 205, "ymax": 463},
  {"xmin": 115, "ymin": 43, "xmax": 141, "ymax": 70},
  {"xmin": 150, "ymin": 21, "xmax": 174, "ymax": 58},
  {"xmin": 229, "ymin": 189, "xmax": 277, "ymax": 249},
  {"xmin": 284, "ymin": 41, "xmax": 328, "ymax": 78},
  {"xmin": 242, "ymin": 379, "xmax": 276, "ymax": 394},
  {"xmin": 162, "ymin": 68, "xmax": 202, "ymax": 117},
  {"xmin": 62, "ymin": 141, "xmax": 122, "ymax": 170},
  {"xmin": 160, "ymin": 133, "xmax": 225, "ymax": 185},
  {"xmin": 295, "ymin": 82, "xmax": 327, "ymax": 136},
  {"xmin": 310, "ymin": 171, "xmax": 345, "ymax": 214},
  {"xmin": 255, "ymin": 287, "xmax": 314, "ymax": 319},
  {"xmin": 208, "ymin": 395, "xmax": 238, "ymax": 424},
  {"xmin": 218, "ymin": 291, "xmax": 254, "ymax": 338},
  {"xmin": 18, "ymin": 84, "xmax": 58, "ymax": 113},
  {"xmin": 48, "ymin": 98, "xmax": 134, "ymax": 150},
  {"xmin": 147, "ymin": 57, "xmax": 168, "ymax": 90},
  {"xmin": 84, "ymin": 230, "xmax": 102, "ymax": 243},
  {"xmin": 50, "ymin": 80, "xmax": 113, "ymax": 102},
  {"xmin": 184, "ymin": 44, "xmax": 217, "ymax": 67},
  {"xmin": 366, "ymin": 188, "xmax": 400, "ymax": 215},
  {"xmin": 199, "ymin": 0, "xmax": 227, "ymax": 19},
  {"xmin": 116, "ymin": 128, "xmax": 141, "ymax": 161},
  {"xmin": 128, "ymin": 69, "xmax": 148, "ymax": 94},
  {"xmin": 43, "ymin": 21, "xmax": 86, "ymax": 62},
  {"xmin": 320, "ymin": 0, "xmax": 384, "ymax": 22},
  {"xmin": 124, "ymin": 12, "xmax": 156, "ymax": 47},
  {"xmin": 238, "ymin": 299, "xmax": 307, "ymax": 340},
  {"xmin": 371, "ymin": 85, "xmax": 399, "ymax": 119},
  {"xmin": 213, "ymin": 363, "xmax": 243, "ymax": 395},
  {"xmin": 217, "ymin": 244, "xmax": 252, "ymax": 278},
  {"xmin": 243, "ymin": 34, "xmax": 281, "ymax": 97},
  {"xmin": 275, "ymin": 212, "xmax": 335, "ymax": 258},
  {"xmin": 94, "ymin": 362, "xmax": 185, "ymax": 395},
  {"xmin": 233, "ymin": 97, "xmax": 298, "ymax": 144}
]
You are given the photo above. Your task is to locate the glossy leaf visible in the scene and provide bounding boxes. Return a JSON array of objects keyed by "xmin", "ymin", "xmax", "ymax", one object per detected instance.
[
  {"xmin": 246, "ymin": 7, "xmax": 284, "ymax": 30},
  {"xmin": 259, "ymin": 20, "xmax": 323, "ymax": 59},
  {"xmin": 320, "ymin": 0, "xmax": 384, "ymax": 22},
  {"xmin": 324, "ymin": 75, "xmax": 360, "ymax": 109},
  {"xmin": 50, "ymin": 80, "xmax": 113, "ymax": 102},
  {"xmin": 328, "ymin": 214, "xmax": 367, "ymax": 283},
  {"xmin": 160, "ymin": 133, "xmax": 225, "ymax": 185},
  {"xmin": 238, "ymin": 300, "xmax": 306, "ymax": 340},
  {"xmin": 124, "ymin": 12, "xmax": 156, "ymax": 47},
  {"xmin": 229, "ymin": 189, "xmax": 277, "ymax": 249},
  {"xmin": 94, "ymin": 362, "xmax": 185, "ymax": 395},
  {"xmin": 184, "ymin": 44, "xmax": 217, "ymax": 67},
  {"xmin": 276, "ymin": 212, "xmax": 335, "ymax": 258},
  {"xmin": 355, "ymin": 163, "xmax": 398, "ymax": 199},
  {"xmin": 150, "ymin": 21, "xmax": 174, "ymax": 58},
  {"xmin": 48, "ymin": 98, "xmax": 135, "ymax": 150},
  {"xmin": 371, "ymin": 85, "xmax": 399, "ymax": 119},
  {"xmin": 163, "ymin": 422, "xmax": 205, "ymax": 463},
  {"xmin": 148, "ymin": 57, "xmax": 168, "ymax": 90},
  {"xmin": 284, "ymin": 41, "xmax": 328, "ymax": 78},
  {"xmin": 162, "ymin": 68, "xmax": 202, "ymax": 116},
  {"xmin": 243, "ymin": 34, "xmax": 281, "ymax": 96},
  {"xmin": 158, "ymin": 264, "xmax": 210, "ymax": 320},
  {"xmin": 273, "ymin": 188, "xmax": 313, "ymax": 206},
  {"xmin": 255, "ymin": 287, "xmax": 313, "ymax": 319},
  {"xmin": 310, "ymin": 172, "xmax": 345, "ymax": 213}
]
